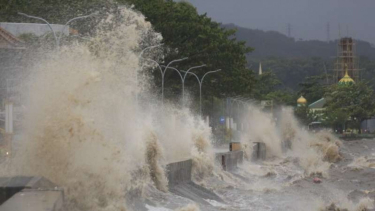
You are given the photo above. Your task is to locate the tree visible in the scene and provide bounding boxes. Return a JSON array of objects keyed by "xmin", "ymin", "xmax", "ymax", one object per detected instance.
[
  {"xmin": 294, "ymin": 105, "xmax": 313, "ymax": 125},
  {"xmin": 253, "ymin": 70, "xmax": 281, "ymax": 100},
  {"xmin": 298, "ymin": 74, "xmax": 329, "ymax": 103},
  {"xmin": 248, "ymin": 57, "xmax": 331, "ymax": 92},
  {"xmin": 264, "ymin": 90, "xmax": 295, "ymax": 106},
  {"xmin": 120, "ymin": 0, "xmax": 256, "ymax": 101},
  {"xmin": 325, "ymin": 82, "xmax": 375, "ymax": 133}
]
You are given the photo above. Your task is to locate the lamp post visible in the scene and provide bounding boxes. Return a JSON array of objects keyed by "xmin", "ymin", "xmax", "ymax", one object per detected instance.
[
  {"xmin": 145, "ymin": 58, "xmax": 187, "ymax": 105},
  {"xmin": 181, "ymin": 69, "xmax": 221, "ymax": 115},
  {"xmin": 136, "ymin": 44, "xmax": 163, "ymax": 104},
  {"xmin": 162, "ymin": 65, "xmax": 206, "ymax": 105},
  {"xmin": 18, "ymin": 12, "xmax": 97, "ymax": 48}
]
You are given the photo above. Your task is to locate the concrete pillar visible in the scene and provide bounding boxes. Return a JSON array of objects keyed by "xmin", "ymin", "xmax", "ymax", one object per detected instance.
[
  {"xmin": 226, "ymin": 117, "xmax": 230, "ymax": 130},
  {"xmin": 252, "ymin": 142, "xmax": 266, "ymax": 161},
  {"xmin": 5, "ymin": 102, "xmax": 13, "ymax": 134}
]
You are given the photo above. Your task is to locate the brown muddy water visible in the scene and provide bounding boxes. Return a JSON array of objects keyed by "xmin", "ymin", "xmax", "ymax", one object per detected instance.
[
  {"xmin": 0, "ymin": 5, "xmax": 374, "ymax": 211},
  {"xmin": 144, "ymin": 139, "xmax": 375, "ymax": 211}
]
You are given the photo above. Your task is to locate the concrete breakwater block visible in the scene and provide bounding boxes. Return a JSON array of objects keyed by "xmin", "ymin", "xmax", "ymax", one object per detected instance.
[
  {"xmin": 0, "ymin": 190, "xmax": 63, "ymax": 211},
  {"xmin": 166, "ymin": 159, "xmax": 192, "ymax": 187},
  {"xmin": 215, "ymin": 151, "xmax": 244, "ymax": 171},
  {"xmin": 0, "ymin": 176, "xmax": 59, "ymax": 205},
  {"xmin": 252, "ymin": 142, "xmax": 266, "ymax": 161},
  {"xmin": 230, "ymin": 142, "xmax": 241, "ymax": 151},
  {"xmin": 166, "ymin": 159, "xmax": 224, "ymax": 206}
]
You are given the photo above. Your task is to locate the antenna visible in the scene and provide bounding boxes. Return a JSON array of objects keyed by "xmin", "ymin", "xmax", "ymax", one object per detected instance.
[
  {"xmin": 287, "ymin": 23, "xmax": 291, "ymax": 37},
  {"xmin": 323, "ymin": 62, "xmax": 329, "ymax": 84},
  {"xmin": 346, "ymin": 25, "xmax": 349, "ymax": 36},
  {"xmin": 338, "ymin": 24, "xmax": 341, "ymax": 38}
]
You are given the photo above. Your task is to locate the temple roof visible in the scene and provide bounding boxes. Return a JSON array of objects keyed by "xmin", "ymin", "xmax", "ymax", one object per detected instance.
[
  {"xmin": 338, "ymin": 65, "xmax": 355, "ymax": 85},
  {"xmin": 308, "ymin": 98, "xmax": 326, "ymax": 109},
  {"xmin": 297, "ymin": 96, "xmax": 307, "ymax": 104}
]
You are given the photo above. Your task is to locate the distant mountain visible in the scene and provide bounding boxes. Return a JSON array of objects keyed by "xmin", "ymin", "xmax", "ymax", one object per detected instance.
[{"xmin": 224, "ymin": 23, "xmax": 375, "ymax": 59}]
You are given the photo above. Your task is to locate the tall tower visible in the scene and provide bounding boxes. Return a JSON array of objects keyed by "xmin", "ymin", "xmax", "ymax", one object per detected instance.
[{"xmin": 333, "ymin": 37, "xmax": 360, "ymax": 82}]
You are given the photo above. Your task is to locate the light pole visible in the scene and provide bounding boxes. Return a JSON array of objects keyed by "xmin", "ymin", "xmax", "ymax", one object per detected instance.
[
  {"xmin": 18, "ymin": 12, "xmax": 97, "ymax": 48},
  {"xmin": 162, "ymin": 65, "xmax": 206, "ymax": 105},
  {"xmin": 182, "ymin": 65, "xmax": 206, "ymax": 104},
  {"xmin": 145, "ymin": 58, "xmax": 187, "ymax": 105},
  {"xmin": 181, "ymin": 69, "xmax": 221, "ymax": 115},
  {"xmin": 136, "ymin": 44, "xmax": 163, "ymax": 104}
]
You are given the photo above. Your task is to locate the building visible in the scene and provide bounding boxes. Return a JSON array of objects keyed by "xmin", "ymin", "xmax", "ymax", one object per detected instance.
[
  {"xmin": 333, "ymin": 37, "xmax": 360, "ymax": 82},
  {"xmin": 298, "ymin": 65, "xmax": 355, "ymax": 122},
  {"xmin": 338, "ymin": 65, "xmax": 355, "ymax": 85},
  {"xmin": 296, "ymin": 96, "xmax": 307, "ymax": 107}
]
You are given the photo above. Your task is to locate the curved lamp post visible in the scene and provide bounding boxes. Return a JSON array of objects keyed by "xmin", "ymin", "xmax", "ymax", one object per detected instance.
[
  {"xmin": 136, "ymin": 44, "xmax": 163, "ymax": 103},
  {"xmin": 145, "ymin": 58, "xmax": 187, "ymax": 105},
  {"xmin": 18, "ymin": 12, "xmax": 97, "ymax": 48},
  {"xmin": 181, "ymin": 69, "xmax": 221, "ymax": 115},
  {"xmin": 162, "ymin": 65, "xmax": 206, "ymax": 105}
]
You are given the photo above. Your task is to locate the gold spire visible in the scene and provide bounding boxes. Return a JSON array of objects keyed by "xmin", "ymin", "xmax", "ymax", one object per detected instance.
[
  {"xmin": 339, "ymin": 64, "xmax": 355, "ymax": 84},
  {"xmin": 297, "ymin": 96, "xmax": 307, "ymax": 104}
]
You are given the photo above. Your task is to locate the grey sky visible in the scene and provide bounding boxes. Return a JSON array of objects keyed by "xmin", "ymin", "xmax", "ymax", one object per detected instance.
[{"xmin": 184, "ymin": 0, "xmax": 375, "ymax": 44}]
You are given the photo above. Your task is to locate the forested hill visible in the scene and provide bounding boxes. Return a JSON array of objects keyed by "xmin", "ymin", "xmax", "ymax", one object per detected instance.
[{"xmin": 224, "ymin": 23, "xmax": 375, "ymax": 59}]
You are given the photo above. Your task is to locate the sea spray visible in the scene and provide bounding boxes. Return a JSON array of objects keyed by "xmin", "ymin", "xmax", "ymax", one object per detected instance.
[
  {"xmin": 239, "ymin": 105, "xmax": 342, "ymax": 177},
  {"xmin": 145, "ymin": 132, "xmax": 168, "ymax": 192},
  {"xmin": 191, "ymin": 128, "xmax": 215, "ymax": 183},
  {"xmin": 2, "ymin": 5, "xmax": 215, "ymax": 211},
  {"xmin": 320, "ymin": 198, "xmax": 374, "ymax": 211},
  {"xmin": 175, "ymin": 204, "xmax": 201, "ymax": 211}
]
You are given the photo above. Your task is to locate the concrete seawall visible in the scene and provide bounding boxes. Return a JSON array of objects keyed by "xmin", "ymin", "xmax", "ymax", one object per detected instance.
[
  {"xmin": 0, "ymin": 152, "xmax": 245, "ymax": 210},
  {"xmin": 166, "ymin": 159, "xmax": 223, "ymax": 205},
  {"xmin": 166, "ymin": 159, "xmax": 192, "ymax": 186},
  {"xmin": 215, "ymin": 150, "xmax": 244, "ymax": 171},
  {"xmin": 0, "ymin": 176, "xmax": 63, "ymax": 211}
]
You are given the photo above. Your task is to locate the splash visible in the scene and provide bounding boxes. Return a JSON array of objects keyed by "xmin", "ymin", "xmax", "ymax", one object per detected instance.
[
  {"xmin": 348, "ymin": 156, "xmax": 375, "ymax": 170},
  {"xmin": 320, "ymin": 198, "xmax": 374, "ymax": 211},
  {"xmin": 239, "ymin": 105, "xmax": 342, "ymax": 177},
  {"xmin": 145, "ymin": 132, "xmax": 168, "ymax": 192},
  {"xmin": 191, "ymin": 123, "xmax": 215, "ymax": 183},
  {"xmin": 175, "ymin": 204, "xmax": 201, "ymax": 211},
  {"xmin": 3, "ymin": 5, "xmax": 214, "ymax": 211}
]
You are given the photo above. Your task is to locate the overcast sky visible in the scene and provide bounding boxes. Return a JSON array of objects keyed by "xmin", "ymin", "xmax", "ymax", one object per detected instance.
[{"xmin": 184, "ymin": 0, "xmax": 375, "ymax": 44}]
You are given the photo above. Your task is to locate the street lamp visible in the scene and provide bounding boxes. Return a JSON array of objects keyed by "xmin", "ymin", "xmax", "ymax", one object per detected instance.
[
  {"xmin": 162, "ymin": 65, "xmax": 206, "ymax": 105},
  {"xmin": 136, "ymin": 44, "xmax": 163, "ymax": 103},
  {"xmin": 145, "ymin": 58, "xmax": 186, "ymax": 105},
  {"xmin": 18, "ymin": 12, "xmax": 97, "ymax": 48},
  {"xmin": 181, "ymin": 69, "xmax": 221, "ymax": 115}
]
